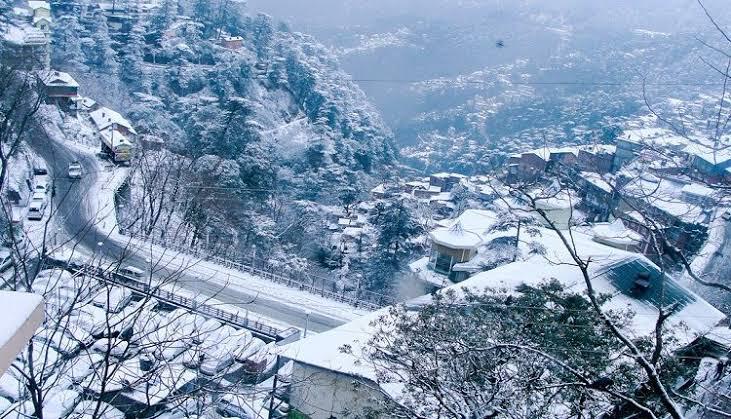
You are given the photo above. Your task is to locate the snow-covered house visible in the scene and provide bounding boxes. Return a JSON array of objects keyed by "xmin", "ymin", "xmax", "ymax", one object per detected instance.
[
  {"xmin": 425, "ymin": 209, "xmax": 502, "ymax": 282},
  {"xmin": 283, "ymin": 229, "xmax": 725, "ymax": 419},
  {"xmin": 618, "ymin": 172, "xmax": 711, "ymax": 258},
  {"xmin": 90, "ymin": 107, "xmax": 137, "ymax": 138},
  {"xmin": 682, "ymin": 140, "xmax": 731, "ymax": 183},
  {"xmin": 27, "ymin": 1, "xmax": 51, "ymax": 33},
  {"xmin": 576, "ymin": 171, "xmax": 618, "ymax": 222},
  {"xmin": 1, "ymin": 22, "xmax": 49, "ymax": 70},
  {"xmin": 577, "ymin": 144, "xmax": 616, "ymax": 173},
  {"xmin": 219, "ymin": 35, "xmax": 244, "ymax": 50},
  {"xmin": 429, "ymin": 172, "xmax": 466, "ymax": 192},
  {"xmin": 36, "ymin": 70, "xmax": 79, "ymax": 108},
  {"xmin": 591, "ymin": 219, "xmax": 643, "ymax": 251}
]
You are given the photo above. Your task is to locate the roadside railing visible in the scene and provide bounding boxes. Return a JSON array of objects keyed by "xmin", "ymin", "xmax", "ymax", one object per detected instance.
[
  {"xmin": 49, "ymin": 258, "xmax": 293, "ymax": 342},
  {"xmin": 120, "ymin": 231, "xmax": 392, "ymax": 311}
]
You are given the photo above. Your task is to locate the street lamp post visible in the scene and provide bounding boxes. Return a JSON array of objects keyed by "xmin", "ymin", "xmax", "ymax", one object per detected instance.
[{"xmin": 303, "ymin": 309, "xmax": 312, "ymax": 338}]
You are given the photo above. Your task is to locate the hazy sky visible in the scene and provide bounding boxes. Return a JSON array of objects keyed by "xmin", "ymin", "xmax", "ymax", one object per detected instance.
[{"xmin": 246, "ymin": 0, "xmax": 730, "ymax": 34}]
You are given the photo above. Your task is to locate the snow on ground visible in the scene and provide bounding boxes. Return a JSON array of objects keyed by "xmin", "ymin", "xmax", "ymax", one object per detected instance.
[
  {"xmin": 41, "ymin": 102, "xmax": 367, "ymax": 329},
  {"xmin": 120, "ymin": 236, "xmax": 368, "ymax": 323}
]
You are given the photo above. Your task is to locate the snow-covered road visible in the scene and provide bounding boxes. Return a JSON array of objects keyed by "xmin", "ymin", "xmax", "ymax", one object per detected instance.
[{"xmin": 28, "ymin": 113, "xmax": 365, "ymax": 333}]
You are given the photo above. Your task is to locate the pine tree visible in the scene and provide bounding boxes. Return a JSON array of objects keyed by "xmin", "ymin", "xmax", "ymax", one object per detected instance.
[
  {"xmin": 251, "ymin": 13, "xmax": 273, "ymax": 60},
  {"xmin": 87, "ymin": 12, "xmax": 119, "ymax": 73},
  {"xmin": 120, "ymin": 24, "xmax": 146, "ymax": 90},
  {"xmin": 150, "ymin": 0, "xmax": 176, "ymax": 37},
  {"xmin": 0, "ymin": 0, "xmax": 11, "ymax": 21},
  {"xmin": 52, "ymin": 15, "xmax": 88, "ymax": 72}
]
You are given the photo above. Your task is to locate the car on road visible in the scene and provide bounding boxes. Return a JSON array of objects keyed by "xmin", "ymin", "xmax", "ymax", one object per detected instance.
[
  {"xmin": 68, "ymin": 161, "xmax": 83, "ymax": 179},
  {"xmin": 723, "ymin": 210, "xmax": 731, "ymax": 221},
  {"xmin": 27, "ymin": 200, "xmax": 46, "ymax": 221},
  {"xmin": 0, "ymin": 247, "xmax": 13, "ymax": 272},
  {"xmin": 117, "ymin": 265, "xmax": 145, "ymax": 279}
]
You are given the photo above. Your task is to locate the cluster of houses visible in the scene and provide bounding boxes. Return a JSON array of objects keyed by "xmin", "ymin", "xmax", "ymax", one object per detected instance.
[
  {"xmin": 0, "ymin": 0, "xmax": 52, "ymax": 69},
  {"xmin": 35, "ymin": 69, "xmax": 157, "ymax": 161},
  {"xmin": 279, "ymin": 128, "xmax": 731, "ymax": 418},
  {"xmin": 281, "ymin": 215, "xmax": 730, "ymax": 418}
]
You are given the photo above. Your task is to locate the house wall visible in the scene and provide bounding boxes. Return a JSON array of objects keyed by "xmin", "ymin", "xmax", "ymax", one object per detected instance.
[
  {"xmin": 613, "ymin": 139, "xmax": 642, "ymax": 171},
  {"xmin": 506, "ymin": 154, "xmax": 547, "ymax": 183},
  {"xmin": 288, "ymin": 362, "xmax": 389, "ymax": 419},
  {"xmin": 577, "ymin": 150, "xmax": 614, "ymax": 174},
  {"xmin": 44, "ymin": 85, "xmax": 78, "ymax": 98},
  {"xmin": 33, "ymin": 7, "xmax": 51, "ymax": 19}
]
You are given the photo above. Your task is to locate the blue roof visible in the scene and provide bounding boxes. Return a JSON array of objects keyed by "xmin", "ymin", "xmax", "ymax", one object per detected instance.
[{"xmin": 595, "ymin": 257, "xmax": 695, "ymax": 311}]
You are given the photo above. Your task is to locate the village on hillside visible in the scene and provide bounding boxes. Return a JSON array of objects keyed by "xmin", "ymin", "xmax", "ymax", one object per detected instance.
[{"xmin": 2, "ymin": 0, "xmax": 731, "ymax": 418}]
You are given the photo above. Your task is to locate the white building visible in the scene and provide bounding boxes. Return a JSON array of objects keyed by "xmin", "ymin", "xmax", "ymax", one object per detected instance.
[{"xmin": 283, "ymin": 229, "xmax": 725, "ymax": 418}]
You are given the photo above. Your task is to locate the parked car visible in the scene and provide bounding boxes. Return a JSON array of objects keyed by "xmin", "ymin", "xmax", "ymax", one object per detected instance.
[
  {"xmin": 34, "ymin": 177, "xmax": 51, "ymax": 194},
  {"xmin": 216, "ymin": 394, "xmax": 257, "ymax": 419},
  {"xmin": 0, "ymin": 247, "xmax": 13, "ymax": 272},
  {"xmin": 31, "ymin": 191, "xmax": 46, "ymax": 203},
  {"xmin": 27, "ymin": 200, "xmax": 46, "ymax": 220},
  {"xmin": 723, "ymin": 210, "xmax": 731, "ymax": 221},
  {"xmin": 68, "ymin": 161, "xmax": 83, "ymax": 179},
  {"xmin": 32, "ymin": 161, "xmax": 49, "ymax": 177}
]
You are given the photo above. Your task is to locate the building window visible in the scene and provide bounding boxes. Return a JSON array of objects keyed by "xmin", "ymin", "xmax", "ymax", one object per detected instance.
[{"xmin": 433, "ymin": 252, "xmax": 453, "ymax": 274}]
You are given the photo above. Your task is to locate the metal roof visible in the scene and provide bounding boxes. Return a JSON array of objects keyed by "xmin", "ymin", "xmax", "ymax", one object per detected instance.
[{"xmin": 595, "ymin": 257, "xmax": 695, "ymax": 311}]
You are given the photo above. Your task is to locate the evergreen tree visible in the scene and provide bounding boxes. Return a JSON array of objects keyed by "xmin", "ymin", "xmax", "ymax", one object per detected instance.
[
  {"xmin": 251, "ymin": 13, "xmax": 273, "ymax": 60},
  {"xmin": 370, "ymin": 198, "xmax": 421, "ymax": 260},
  {"xmin": 120, "ymin": 24, "xmax": 146, "ymax": 90},
  {"xmin": 150, "ymin": 0, "xmax": 176, "ymax": 37},
  {"xmin": 192, "ymin": 0, "xmax": 212, "ymax": 25},
  {"xmin": 86, "ymin": 12, "xmax": 119, "ymax": 73},
  {"xmin": 52, "ymin": 15, "xmax": 88, "ymax": 72},
  {"xmin": 0, "ymin": 0, "xmax": 11, "ymax": 22}
]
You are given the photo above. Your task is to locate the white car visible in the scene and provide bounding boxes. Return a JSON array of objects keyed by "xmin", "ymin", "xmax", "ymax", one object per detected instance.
[
  {"xmin": 117, "ymin": 265, "xmax": 145, "ymax": 279},
  {"xmin": 27, "ymin": 200, "xmax": 46, "ymax": 221},
  {"xmin": 68, "ymin": 161, "xmax": 83, "ymax": 179},
  {"xmin": 722, "ymin": 210, "xmax": 731, "ymax": 221},
  {"xmin": 31, "ymin": 191, "xmax": 46, "ymax": 203}
]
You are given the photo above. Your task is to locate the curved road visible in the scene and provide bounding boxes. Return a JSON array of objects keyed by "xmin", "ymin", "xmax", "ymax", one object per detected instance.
[{"xmin": 27, "ymin": 123, "xmax": 344, "ymax": 333}]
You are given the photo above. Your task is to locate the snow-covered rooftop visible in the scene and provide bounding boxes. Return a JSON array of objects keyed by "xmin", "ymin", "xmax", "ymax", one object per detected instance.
[
  {"xmin": 621, "ymin": 174, "xmax": 709, "ymax": 224},
  {"xmin": 0, "ymin": 291, "xmax": 44, "ymax": 375},
  {"xmin": 90, "ymin": 107, "xmax": 137, "ymax": 135},
  {"xmin": 683, "ymin": 140, "xmax": 731, "ymax": 166},
  {"xmin": 99, "ymin": 128, "xmax": 133, "ymax": 147},
  {"xmin": 580, "ymin": 171, "xmax": 613, "ymax": 193},
  {"xmin": 283, "ymin": 228, "xmax": 724, "ymax": 389},
  {"xmin": 27, "ymin": 1, "xmax": 50, "ymax": 10},
  {"xmin": 429, "ymin": 209, "xmax": 498, "ymax": 249},
  {"xmin": 37, "ymin": 70, "xmax": 79, "ymax": 88},
  {"xmin": 592, "ymin": 219, "xmax": 643, "ymax": 248},
  {"xmin": 681, "ymin": 183, "xmax": 717, "ymax": 198}
]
